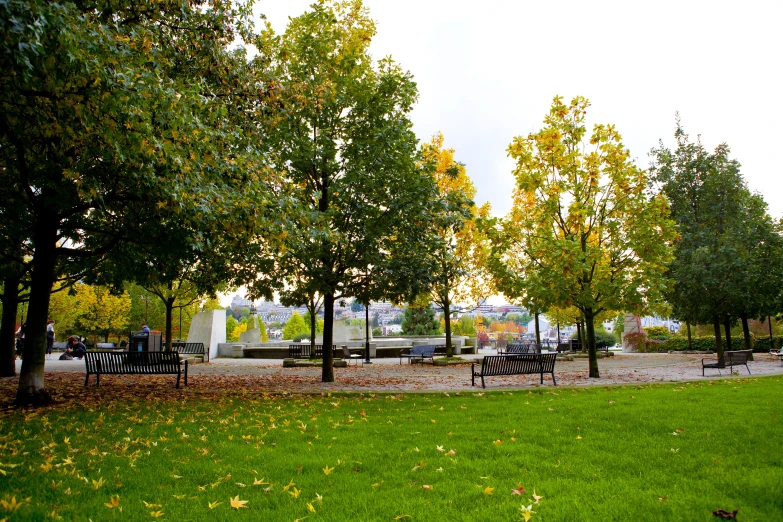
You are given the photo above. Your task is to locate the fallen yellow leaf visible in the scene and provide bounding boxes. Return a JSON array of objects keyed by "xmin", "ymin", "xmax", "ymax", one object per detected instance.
[
  {"xmin": 208, "ymin": 501, "xmax": 222, "ymax": 509},
  {"xmin": 288, "ymin": 487, "xmax": 300, "ymax": 498},
  {"xmin": 150, "ymin": 510, "xmax": 164, "ymax": 518},
  {"xmin": 323, "ymin": 465, "xmax": 333, "ymax": 475},
  {"xmin": 283, "ymin": 479, "xmax": 295, "ymax": 491},
  {"xmin": 307, "ymin": 502, "xmax": 316, "ymax": 513},
  {"xmin": 229, "ymin": 495, "xmax": 248, "ymax": 510},
  {"xmin": 104, "ymin": 495, "xmax": 120, "ymax": 509},
  {"xmin": 252, "ymin": 478, "xmax": 268, "ymax": 486},
  {"xmin": 421, "ymin": 485, "xmax": 432, "ymax": 490},
  {"xmin": 483, "ymin": 487, "xmax": 494, "ymax": 495}
]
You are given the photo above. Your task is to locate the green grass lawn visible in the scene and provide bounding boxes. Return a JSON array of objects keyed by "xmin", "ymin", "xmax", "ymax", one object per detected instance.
[{"xmin": 1, "ymin": 377, "xmax": 781, "ymax": 521}]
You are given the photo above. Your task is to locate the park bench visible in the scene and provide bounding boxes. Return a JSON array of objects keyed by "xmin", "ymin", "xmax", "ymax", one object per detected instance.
[
  {"xmin": 472, "ymin": 353, "xmax": 558, "ymax": 388},
  {"xmin": 399, "ymin": 345, "xmax": 436, "ymax": 364},
  {"xmin": 772, "ymin": 349, "xmax": 783, "ymax": 366},
  {"xmin": 702, "ymin": 349, "xmax": 752, "ymax": 376},
  {"xmin": 84, "ymin": 351, "xmax": 187, "ymax": 388},
  {"xmin": 499, "ymin": 343, "xmax": 533, "ymax": 355},
  {"xmin": 288, "ymin": 344, "xmax": 337, "ymax": 359},
  {"xmin": 171, "ymin": 341, "xmax": 206, "ymax": 362}
]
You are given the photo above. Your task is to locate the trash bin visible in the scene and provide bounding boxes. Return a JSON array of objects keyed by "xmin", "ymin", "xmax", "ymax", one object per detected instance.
[{"xmin": 132, "ymin": 334, "xmax": 149, "ymax": 352}]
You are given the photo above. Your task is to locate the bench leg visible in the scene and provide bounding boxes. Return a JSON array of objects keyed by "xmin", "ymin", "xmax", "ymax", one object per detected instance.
[
  {"xmin": 745, "ymin": 363, "xmax": 750, "ymax": 375},
  {"xmin": 184, "ymin": 360, "xmax": 188, "ymax": 386},
  {"xmin": 551, "ymin": 372, "xmax": 557, "ymax": 386},
  {"xmin": 176, "ymin": 372, "xmax": 180, "ymax": 389},
  {"xmin": 481, "ymin": 376, "xmax": 486, "ymax": 389},
  {"xmin": 96, "ymin": 373, "xmax": 100, "ymax": 387},
  {"xmin": 84, "ymin": 373, "xmax": 90, "ymax": 386}
]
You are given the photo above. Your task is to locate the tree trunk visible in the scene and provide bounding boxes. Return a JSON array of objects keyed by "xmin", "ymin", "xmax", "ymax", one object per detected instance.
[
  {"xmin": 364, "ymin": 303, "xmax": 370, "ymax": 361},
  {"xmin": 444, "ymin": 300, "xmax": 452, "ymax": 357},
  {"xmin": 321, "ymin": 294, "xmax": 334, "ymax": 382},
  {"xmin": 165, "ymin": 297, "xmax": 175, "ymax": 351},
  {"xmin": 0, "ymin": 274, "xmax": 21, "ymax": 377},
  {"xmin": 686, "ymin": 322, "xmax": 692, "ymax": 351},
  {"xmin": 533, "ymin": 308, "xmax": 541, "ymax": 349},
  {"xmin": 713, "ymin": 315, "xmax": 724, "ymax": 365},
  {"xmin": 16, "ymin": 221, "xmax": 58, "ymax": 406},
  {"xmin": 584, "ymin": 308, "xmax": 599, "ymax": 378},
  {"xmin": 740, "ymin": 313, "xmax": 753, "ymax": 360},
  {"xmin": 723, "ymin": 316, "xmax": 732, "ymax": 352},
  {"xmin": 308, "ymin": 302, "xmax": 317, "ymax": 354}
]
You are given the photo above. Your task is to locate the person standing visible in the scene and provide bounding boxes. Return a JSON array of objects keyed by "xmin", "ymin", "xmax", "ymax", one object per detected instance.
[
  {"xmin": 15, "ymin": 322, "xmax": 26, "ymax": 359},
  {"xmin": 46, "ymin": 320, "xmax": 55, "ymax": 359}
]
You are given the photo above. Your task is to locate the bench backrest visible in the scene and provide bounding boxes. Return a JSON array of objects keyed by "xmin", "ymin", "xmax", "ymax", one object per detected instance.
[
  {"xmin": 172, "ymin": 342, "xmax": 205, "ymax": 354},
  {"xmin": 410, "ymin": 345, "xmax": 436, "ymax": 356},
  {"xmin": 288, "ymin": 344, "xmax": 337, "ymax": 358},
  {"xmin": 481, "ymin": 353, "xmax": 557, "ymax": 375},
  {"xmin": 506, "ymin": 343, "xmax": 533, "ymax": 354},
  {"xmin": 726, "ymin": 350, "xmax": 752, "ymax": 364},
  {"xmin": 84, "ymin": 351, "xmax": 181, "ymax": 374}
]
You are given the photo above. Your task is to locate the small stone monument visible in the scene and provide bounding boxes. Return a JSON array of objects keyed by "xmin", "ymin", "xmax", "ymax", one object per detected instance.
[{"xmin": 187, "ymin": 309, "xmax": 227, "ymax": 361}]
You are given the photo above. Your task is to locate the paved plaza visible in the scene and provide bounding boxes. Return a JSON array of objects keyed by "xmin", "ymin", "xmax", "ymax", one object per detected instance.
[{"xmin": 10, "ymin": 351, "xmax": 783, "ymax": 397}]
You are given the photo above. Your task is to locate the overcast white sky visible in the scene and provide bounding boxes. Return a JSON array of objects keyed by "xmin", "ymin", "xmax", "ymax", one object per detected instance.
[{"xmin": 255, "ymin": 0, "xmax": 783, "ymax": 220}]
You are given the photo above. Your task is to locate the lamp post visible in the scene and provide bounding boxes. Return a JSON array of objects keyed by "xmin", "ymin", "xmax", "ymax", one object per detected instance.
[
  {"xmin": 139, "ymin": 296, "xmax": 149, "ymax": 324},
  {"xmin": 364, "ymin": 302, "xmax": 372, "ymax": 364},
  {"xmin": 769, "ymin": 316, "xmax": 775, "ymax": 349}
]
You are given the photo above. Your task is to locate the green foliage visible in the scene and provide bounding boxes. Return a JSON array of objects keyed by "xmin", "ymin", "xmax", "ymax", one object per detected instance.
[
  {"xmin": 401, "ymin": 306, "xmax": 440, "ymax": 336},
  {"xmin": 492, "ymin": 96, "xmax": 675, "ymax": 378},
  {"xmin": 613, "ymin": 314, "xmax": 625, "ymax": 338},
  {"xmin": 452, "ymin": 315, "xmax": 477, "ymax": 336},
  {"xmin": 372, "ymin": 327, "xmax": 382, "ymax": 337},
  {"xmin": 292, "ymin": 333, "xmax": 309, "ymax": 342},
  {"xmin": 593, "ymin": 327, "xmax": 617, "ymax": 347},
  {"xmin": 258, "ymin": 320, "xmax": 269, "ymax": 343},
  {"xmin": 644, "ymin": 326, "xmax": 672, "ymax": 340},
  {"xmin": 640, "ymin": 335, "xmax": 758, "ymax": 352},
  {"xmin": 250, "ymin": 0, "xmax": 439, "ymax": 382},
  {"xmin": 282, "ymin": 312, "xmax": 309, "ymax": 341},
  {"xmin": 226, "ymin": 316, "xmax": 239, "ymax": 341},
  {"xmin": 505, "ymin": 312, "xmax": 532, "ymax": 325},
  {"xmin": 651, "ymin": 123, "xmax": 783, "ymax": 334}
]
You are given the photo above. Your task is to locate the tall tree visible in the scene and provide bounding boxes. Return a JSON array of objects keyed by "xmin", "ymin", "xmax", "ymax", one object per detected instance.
[
  {"xmin": 420, "ymin": 134, "xmax": 489, "ymax": 357},
  {"xmin": 253, "ymin": 0, "xmax": 437, "ymax": 381},
  {"xmin": 650, "ymin": 122, "xmax": 783, "ymax": 361},
  {"xmin": 1, "ymin": 0, "xmax": 265, "ymax": 404},
  {"xmin": 501, "ymin": 96, "xmax": 674, "ymax": 377}
]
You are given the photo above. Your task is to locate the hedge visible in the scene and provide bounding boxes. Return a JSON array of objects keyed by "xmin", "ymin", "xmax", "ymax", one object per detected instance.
[{"xmin": 643, "ymin": 335, "xmax": 783, "ymax": 353}]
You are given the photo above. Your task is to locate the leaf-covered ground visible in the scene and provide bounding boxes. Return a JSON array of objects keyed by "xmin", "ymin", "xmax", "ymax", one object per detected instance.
[{"xmin": 0, "ymin": 373, "xmax": 781, "ymax": 521}]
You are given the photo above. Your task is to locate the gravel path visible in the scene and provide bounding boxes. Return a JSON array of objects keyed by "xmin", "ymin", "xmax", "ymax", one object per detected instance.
[{"xmin": 22, "ymin": 351, "xmax": 783, "ymax": 393}]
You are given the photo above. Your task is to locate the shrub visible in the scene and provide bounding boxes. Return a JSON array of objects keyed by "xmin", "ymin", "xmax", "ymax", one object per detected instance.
[
  {"xmin": 753, "ymin": 335, "xmax": 783, "ymax": 352},
  {"xmin": 292, "ymin": 333, "xmax": 310, "ymax": 342},
  {"xmin": 594, "ymin": 328, "xmax": 617, "ymax": 347},
  {"xmin": 644, "ymin": 326, "xmax": 672, "ymax": 340},
  {"xmin": 623, "ymin": 331, "xmax": 648, "ymax": 352},
  {"xmin": 655, "ymin": 336, "xmax": 756, "ymax": 352}
]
